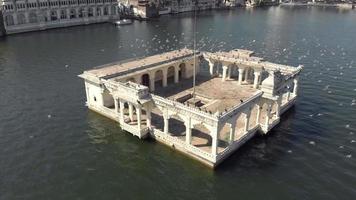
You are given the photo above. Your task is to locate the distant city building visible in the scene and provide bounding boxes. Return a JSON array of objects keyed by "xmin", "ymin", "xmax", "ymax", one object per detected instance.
[{"xmin": 1, "ymin": 0, "xmax": 120, "ymax": 34}]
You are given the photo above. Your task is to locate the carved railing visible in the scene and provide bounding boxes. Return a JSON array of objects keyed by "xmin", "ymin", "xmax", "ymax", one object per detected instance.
[{"xmin": 151, "ymin": 94, "xmax": 218, "ymax": 125}]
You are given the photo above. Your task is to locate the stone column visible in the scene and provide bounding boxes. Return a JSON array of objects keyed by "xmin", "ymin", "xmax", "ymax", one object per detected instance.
[
  {"xmin": 119, "ymin": 100, "xmax": 125, "ymax": 124},
  {"xmin": 13, "ymin": 14, "xmax": 18, "ymax": 25},
  {"xmin": 146, "ymin": 109, "xmax": 152, "ymax": 129},
  {"xmin": 286, "ymin": 90, "xmax": 291, "ymax": 102},
  {"xmin": 57, "ymin": 9, "xmax": 61, "ymax": 20},
  {"xmin": 149, "ymin": 74, "xmax": 155, "ymax": 92},
  {"xmin": 276, "ymin": 96, "xmax": 282, "ymax": 118},
  {"xmin": 185, "ymin": 118, "xmax": 192, "ymax": 145},
  {"xmin": 208, "ymin": 60, "xmax": 214, "ymax": 76},
  {"xmin": 114, "ymin": 98, "xmax": 119, "ymax": 113},
  {"xmin": 66, "ymin": 9, "xmax": 71, "ymax": 19},
  {"xmin": 25, "ymin": 12, "xmax": 30, "ymax": 23},
  {"xmin": 222, "ymin": 65, "xmax": 228, "ymax": 82},
  {"xmin": 128, "ymin": 103, "xmax": 134, "ymax": 121},
  {"xmin": 244, "ymin": 110, "xmax": 250, "ymax": 132},
  {"xmin": 293, "ymin": 77, "xmax": 299, "ymax": 96},
  {"xmin": 238, "ymin": 68, "xmax": 244, "ymax": 85},
  {"xmin": 162, "ymin": 69, "xmax": 168, "ymax": 87},
  {"xmin": 163, "ymin": 115, "xmax": 169, "ymax": 134},
  {"xmin": 174, "ymin": 67, "xmax": 179, "ymax": 83},
  {"xmin": 136, "ymin": 106, "xmax": 141, "ymax": 129},
  {"xmin": 253, "ymin": 71, "xmax": 261, "ymax": 89},
  {"xmin": 256, "ymin": 104, "xmax": 261, "ymax": 124},
  {"xmin": 229, "ymin": 122, "xmax": 236, "ymax": 144},
  {"xmin": 211, "ymin": 127, "xmax": 219, "ymax": 156}
]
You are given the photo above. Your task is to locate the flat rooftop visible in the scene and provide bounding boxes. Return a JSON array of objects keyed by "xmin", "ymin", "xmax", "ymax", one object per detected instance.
[
  {"xmin": 84, "ymin": 48, "xmax": 195, "ymax": 78},
  {"xmin": 154, "ymin": 75, "xmax": 258, "ymax": 114}
]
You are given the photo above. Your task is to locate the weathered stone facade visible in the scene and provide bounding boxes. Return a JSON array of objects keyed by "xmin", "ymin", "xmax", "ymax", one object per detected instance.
[
  {"xmin": 79, "ymin": 48, "xmax": 302, "ymax": 168},
  {"xmin": 1, "ymin": 0, "xmax": 120, "ymax": 34}
]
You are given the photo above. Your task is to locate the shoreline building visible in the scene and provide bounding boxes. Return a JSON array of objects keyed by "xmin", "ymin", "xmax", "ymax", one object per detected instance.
[
  {"xmin": 1, "ymin": 0, "xmax": 120, "ymax": 35},
  {"xmin": 79, "ymin": 48, "xmax": 302, "ymax": 168}
]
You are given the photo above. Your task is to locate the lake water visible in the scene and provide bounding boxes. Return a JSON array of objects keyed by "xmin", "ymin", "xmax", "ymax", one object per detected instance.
[{"xmin": 0, "ymin": 6, "xmax": 356, "ymax": 200}]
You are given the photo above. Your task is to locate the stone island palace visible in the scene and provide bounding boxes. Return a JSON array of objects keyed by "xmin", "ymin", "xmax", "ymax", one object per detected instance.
[{"xmin": 79, "ymin": 48, "xmax": 302, "ymax": 168}]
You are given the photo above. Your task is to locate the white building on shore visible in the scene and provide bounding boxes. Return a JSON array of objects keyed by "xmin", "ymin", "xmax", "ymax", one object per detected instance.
[{"xmin": 1, "ymin": 0, "xmax": 120, "ymax": 34}]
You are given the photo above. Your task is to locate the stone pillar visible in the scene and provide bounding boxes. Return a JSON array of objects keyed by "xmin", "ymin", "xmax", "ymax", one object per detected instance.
[
  {"xmin": 119, "ymin": 100, "xmax": 125, "ymax": 124},
  {"xmin": 276, "ymin": 96, "xmax": 282, "ymax": 118},
  {"xmin": 293, "ymin": 77, "xmax": 299, "ymax": 96},
  {"xmin": 162, "ymin": 69, "xmax": 168, "ymax": 87},
  {"xmin": 238, "ymin": 68, "xmax": 244, "ymax": 85},
  {"xmin": 256, "ymin": 104, "xmax": 261, "ymax": 124},
  {"xmin": 208, "ymin": 60, "xmax": 214, "ymax": 76},
  {"xmin": 244, "ymin": 110, "xmax": 250, "ymax": 132},
  {"xmin": 114, "ymin": 98, "xmax": 119, "ymax": 113},
  {"xmin": 136, "ymin": 106, "xmax": 141, "ymax": 129},
  {"xmin": 222, "ymin": 65, "xmax": 228, "ymax": 82},
  {"xmin": 163, "ymin": 115, "xmax": 169, "ymax": 134},
  {"xmin": 149, "ymin": 74, "xmax": 155, "ymax": 92},
  {"xmin": 146, "ymin": 109, "xmax": 152, "ymax": 128},
  {"xmin": 211, "ymin": 127, "xmax": 219, "ymax": 156},
  {"xmin": 229, "ymin": 122, "xmax": 236, "ymax": 144},
  {"xmin": 128, "ymin": 103, "xmax": 134, "ymax": 121},
  {"xmin": 286, "ymin": 90, "xmax": 291, "ymax": 102},
  {"xmin": 13, "ymin": 14, "xmax": 18, "ymax": 25},
  {"xmin": 25, "ymin": 12, "xmax": 30, "ymax": 23},
  {"xmin": 174, "ymin": 67, "xmax": 179, "ymax": 83},
  {"xmin": 66, "ymin": 9, "xmax": 71, "ymax": 19},
  {"xmin": 185, "ymin": 118, "xmax": 192, "ymax": 145},
  {"xmin": 57, "ymin": 9, "xmax": 61, "ymax": 20},
  {"xmin": 253, "ymin": 71, "xmax": 261, "ymax": 89}
]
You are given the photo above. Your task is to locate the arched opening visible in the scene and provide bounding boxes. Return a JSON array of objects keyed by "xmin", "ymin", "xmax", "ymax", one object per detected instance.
[
  {"xmin": 154, "ymin": 70, "xmax": 164, "ymax": 89},
  {"xmin": 167, "ymin": 66, "xmax": 175, "ymax": 85},
  {"xmin": 141, "ymin": 74, "xmax": 150, "ymax": 87},
  {"xmin": 5, "ymin": 15, "xmax": 14, "ymax": 26},
  {"xmin": 233, "ymin": 113, "xmax": 244, "ymax": 141},
  {"xmin": 191, "ymin": 123, "xmax": 212, "ymax": 153},
  {"xmin": 28, "ymin": 12, "xmax": 37, "ymax": 23},
  {"xmin": 60, "ymin": 10, "xmax": 67, "ymax": 19},
  {"xmin": 168, "ymin": 115, "xmax": 186, "ymax": 137},
  {"xmin": 111, "ymin": 6, "xmax": 116, "ymax": 15},
  {"xmin": 88, "ymin": 7, "xmax": 94, "ymax": 17},
  {"xmin": 70, "ymin": 9, "xmax": 76, "ymax": 19},
  {"xmin": 17, "ymin": 13, "xmax": 26, "ymax": 24},
  {"xmin": 244, "ymin": 67, "xmax": 254, "ymax": 84},
  {"xmin": 249, "ymin": 104, "xmax": 259, "ymax": 129},
  {"xmin": 50, "ymin": 10, "xmax": 58, "ymax": 21},
  {"xmin": 178, "ymin": 63, "xmax": 186, "ymax": 80},
  {"xmin": 151, "ymin": 107, "xmax": 164, "ymax": 131},
  {"xmin": 96, "ymin": 7, "xmax": 102, "ymax": 16},
  {"xmin": 218, "ymin": 123, "xmax": 232, "ymax": 149},
  {"xmin": 104, "ymin": 6, "xmax": 109, "ymax": 15},
  {"xmin": 102, "ymin": 90, "xmax": 114, "ymax": 109}
]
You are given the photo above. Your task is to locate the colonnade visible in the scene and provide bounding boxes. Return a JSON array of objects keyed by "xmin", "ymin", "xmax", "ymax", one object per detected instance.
[{"xmin": 208, "ymin": 60, "xmax": 262, "ymax": 89}]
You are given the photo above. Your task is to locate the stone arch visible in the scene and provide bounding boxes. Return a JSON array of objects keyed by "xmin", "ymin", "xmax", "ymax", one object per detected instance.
[
  {"xmin": 151, "ymin": 106, "xmax": 164, "ymax": 131},
  {"xmin": 60, "ymin": 10, "xmax": 67, "ymax": 19},
  {"xmin": 141, "ymin": 73, "xmax": 150, "ymax": 87},
  {"xmin": 233, "ymin": 113, "xmax": 244, "ymax": 141},
  {"xmin": 102, "ymin": 89, "xmax": 114, "ymax": 108},
  {"xmin": 244, "ymin": 67, "xmax": 255, "ymax": 84},
  {"xmin": 96, "ymin": 7, "xmax": 102, "ymax": 16},
  {"xmin": 70, "ymin": 9, "xmax": 76, "ymax": 19},
  {"xmin": 191, "ymin": 123, "xmax": 213, "ymax": 153},
  {"xmin": 50, "ymin": 10, "xmax": 58, "ymax": 21},
  {"xmin": 167, "ymin": 66, "xmax": 175, "ymax": 85},
  {"xmin": 168, "ymin": 114, "xmax": 186, "ymax": 136},
  {"xmin": 5, "ymin": 15, "xmax": 14, "ymax": 26},
  {"xmin": 28, "ymin": 12, "xmax": 37, "ymax": 23},
  {"xmin": 218, "ymin": 122, "xmax": 232, "ymax": 148},
  {"xmin": 104, "ymin": 6, "xmax": 109, "ymax": 15},
  {"xmin": 178, "ymin": 63, "xmax": 186, "ymax": 79},
  {"xmin": 154, "ymin": 69, "xmax": 164, "ymax": 88},
  {"xmin": 17, "ymin": 13, "xmax": 26, "ymax": 24},
  {"xmin": 88, "ymin": 7, "xmax": 94, "ymax": 17},
  {"xmin": 111, "ymin": 5, "xmax": 116, "ymax": 15}
]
